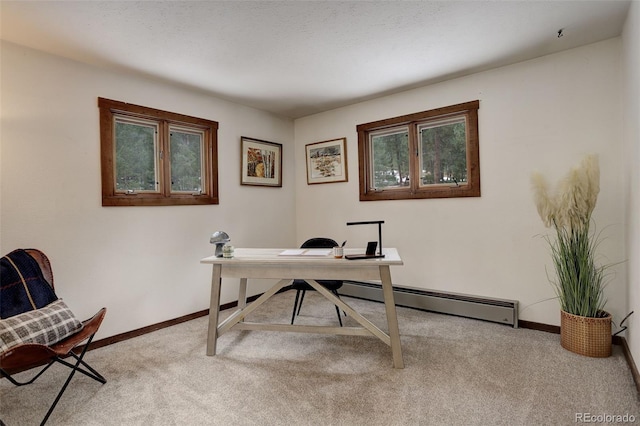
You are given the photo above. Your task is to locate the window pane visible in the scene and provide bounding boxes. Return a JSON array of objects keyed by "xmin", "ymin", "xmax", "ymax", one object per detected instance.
[
  {"xmin": 170, "ymin": 128, "xmax": 204, "ymax": 193},
  {"xmin": 419, "ymin": 117, "xmax": 467, "ymax": 186},
  {"xmin": 370, "ymin": 128, "xmax": 410, "ymax": 189},
  {"xmin": 115, "ymin": 118, "xmax": 158, "ymax": 192}
]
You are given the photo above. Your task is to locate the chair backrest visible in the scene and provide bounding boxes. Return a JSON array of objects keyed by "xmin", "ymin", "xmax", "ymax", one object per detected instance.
[
  {"xmin": 301, "ymin": 238, "xmax": 337, "ymax": 249},
  {"xmin": 1, "ymin": 249, "xmax": 57, "ymax": 319},
  {"xmin": 25, "ymin": 249, "xmax": 54, "ymax": 289}
]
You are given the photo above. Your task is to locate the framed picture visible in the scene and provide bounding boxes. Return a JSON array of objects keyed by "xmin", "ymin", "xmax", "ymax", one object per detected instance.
[
  {"xmin": 240, "ymin": 136, "xmax": 282, "ymax": 187},
  {"xmin": 305, "ymin": 137, "xmax": 348, "ymax": 184}
]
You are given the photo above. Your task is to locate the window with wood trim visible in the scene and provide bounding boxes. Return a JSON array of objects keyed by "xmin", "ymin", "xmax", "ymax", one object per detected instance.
[
  {"xmin": 98, "ymin": 98, "xmax": 218, "ymax": 206},
  {"xmin": 356, "ymin": 100, "xmax": 480, "ymax": 201}
]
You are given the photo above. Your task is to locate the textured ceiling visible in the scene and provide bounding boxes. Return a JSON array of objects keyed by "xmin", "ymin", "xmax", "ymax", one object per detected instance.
[{"xmin": 0, "ymin": 1, "xmax": 631, "ymax": 118}]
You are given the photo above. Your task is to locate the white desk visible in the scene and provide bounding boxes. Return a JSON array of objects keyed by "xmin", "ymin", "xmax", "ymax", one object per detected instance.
[{"xmin": 200, "ymin": 248, "xmax": 405, "ymax": 368}]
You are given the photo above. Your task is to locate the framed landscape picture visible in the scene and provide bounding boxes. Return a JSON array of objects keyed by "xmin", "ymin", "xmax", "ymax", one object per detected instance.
[
  {"xmin": 240, "ymin": 136, "xmax": 282, "ymax": 187},
  {"xmin": 305, "ymin": 137, "xmax": 348, "ymax": 185}
]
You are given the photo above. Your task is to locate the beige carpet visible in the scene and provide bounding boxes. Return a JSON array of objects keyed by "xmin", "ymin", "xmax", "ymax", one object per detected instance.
[{"xmin": 1, "ymin": 292, "xmax": 639, "ymax": 425}]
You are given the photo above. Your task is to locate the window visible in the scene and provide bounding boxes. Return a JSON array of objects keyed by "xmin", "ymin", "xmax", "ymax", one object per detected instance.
[
  {"xmin": 99, "ymin": 98, "xmax": 218, "ymax": 206},
  {"xmin": 356, "ymin": 100, "xmax": 480, "ymax": 201}
]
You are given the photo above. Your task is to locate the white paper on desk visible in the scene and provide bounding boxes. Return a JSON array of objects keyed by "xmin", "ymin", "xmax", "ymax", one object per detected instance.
[{"xmin": 279, "ymin": 249, "xmax": 332, "ymax": 256}]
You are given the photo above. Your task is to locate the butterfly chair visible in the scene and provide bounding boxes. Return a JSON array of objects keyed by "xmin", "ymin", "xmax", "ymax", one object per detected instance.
[
  {"xmin": 290, "ymin": 238, "xmax": 346, "ymax": 326},
  {"xmin": 0, "ymin": 249, "xmax": 107, "ymax": 425}
]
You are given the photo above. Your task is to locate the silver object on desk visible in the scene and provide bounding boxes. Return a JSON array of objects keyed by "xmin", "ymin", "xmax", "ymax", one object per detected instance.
[{"xmin": 210, "ymin": 231, "xmax": 230, "ymax": 257}]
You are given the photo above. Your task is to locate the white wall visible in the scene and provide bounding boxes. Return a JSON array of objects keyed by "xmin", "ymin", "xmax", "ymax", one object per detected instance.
[
  {"xmin": 0, "ymin": 41, "xmax": 296, "ymax": 339},
  {"xmin": 1, "ymin": 32, "xmax": 633, "ymax": 340},
  {"xmin": 622, "ymin": 1, "xmax": 640, "ymax": 363},
  {"xmin": 294, "ymin": 38, "xmax": 626, "ymax": 327}
]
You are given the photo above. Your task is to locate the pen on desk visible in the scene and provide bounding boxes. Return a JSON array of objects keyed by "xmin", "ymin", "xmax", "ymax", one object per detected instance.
[{"xmin": 341, "ymin": 240, "xmax": 347, "ymax": 247}]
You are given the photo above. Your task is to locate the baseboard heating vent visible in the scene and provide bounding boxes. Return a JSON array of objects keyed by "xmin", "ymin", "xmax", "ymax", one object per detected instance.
[{"xmin": 341, "ymin": 281, "xmax": 518, "ymax": 328}]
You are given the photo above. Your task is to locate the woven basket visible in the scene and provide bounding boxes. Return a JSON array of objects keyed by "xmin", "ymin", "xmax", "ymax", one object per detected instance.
[{"xmin": 560, "ymin": 310, "xmax": 612, "ymax": 358}]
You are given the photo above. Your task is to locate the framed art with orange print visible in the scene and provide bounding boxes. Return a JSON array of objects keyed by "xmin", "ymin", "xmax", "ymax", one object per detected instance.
[{"xmin": 240, "ymin": 136, "xmax": 282, "ymax": 187}]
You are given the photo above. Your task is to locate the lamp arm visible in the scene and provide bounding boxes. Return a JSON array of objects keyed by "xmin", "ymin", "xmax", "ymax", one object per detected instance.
[{"xmin": 346, "ymin": 220, "xmax": 385, "ymax": 257}]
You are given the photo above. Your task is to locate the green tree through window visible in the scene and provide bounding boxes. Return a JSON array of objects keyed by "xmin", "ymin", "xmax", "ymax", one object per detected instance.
[
  {"xmin": 357, "ymin": 100, "xmax": 480, "ymax": 201},
  {"xmin": 99, "ymin": 97, "xmax": 218, "ymax": 206},
  {"xmin": 170, "ymin": 129, "xmax": 203, "ymax": 193},
  {"xmin": 115, "ymin": 120, "xmax": 157, "ymax": 192},
  {"xmin": 371, "ymin": 130, "xmax": 409, "ymax": 188},
  {"xmin": 420, "ymin": 118, "xmax": 467, "ymax": 186}
]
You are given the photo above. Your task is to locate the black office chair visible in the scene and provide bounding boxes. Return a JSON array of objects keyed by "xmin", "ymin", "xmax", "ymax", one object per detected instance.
[{"xmin": 290, "ymin": 238, "xmax": 345, "ymax": 326}]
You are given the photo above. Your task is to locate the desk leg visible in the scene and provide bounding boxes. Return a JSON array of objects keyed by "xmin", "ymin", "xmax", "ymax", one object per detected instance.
[
  {"xmin": 238, "ymin": 278, "xmax": 248, "ymax": 310},
  {"xmin": 380, "ymin": 265, "xmax": 404, "ymax": 369},
  {"xmin": 207, "ymin": 264, "xmax": 222, "ymax": 356},
  {"xmin": 238, "ymin": 278, "xmax": 248, "ymax": 323}
]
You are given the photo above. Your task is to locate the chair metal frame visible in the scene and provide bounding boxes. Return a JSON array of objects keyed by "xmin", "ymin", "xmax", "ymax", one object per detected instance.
[
  {"xmin": 289, "ymin": 238, "xmax": 346, "ymax": 326},
  {"xmin": 0, "ymin": 249, "xmax": 107, "ymax": 425},
  {"xmin": 292, "ymin": 287, "xmax": 343, "ymax": 326}
]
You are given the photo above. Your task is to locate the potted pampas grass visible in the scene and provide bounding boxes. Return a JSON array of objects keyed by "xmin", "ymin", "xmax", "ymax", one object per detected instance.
[{"xmin": 532, "ymin": 154, "xmax": 612, "ymax": 357}]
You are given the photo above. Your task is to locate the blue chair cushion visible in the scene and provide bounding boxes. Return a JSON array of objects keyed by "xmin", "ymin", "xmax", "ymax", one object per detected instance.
[{"xmin": 1, "ymin": 249, "xmax": 57, "ymax": 319}]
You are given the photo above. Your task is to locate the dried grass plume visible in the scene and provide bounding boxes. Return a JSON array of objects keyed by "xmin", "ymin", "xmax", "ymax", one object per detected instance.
[{"xmin": 531, "ymin": 154, "xmax": 600, "ymax": 233}]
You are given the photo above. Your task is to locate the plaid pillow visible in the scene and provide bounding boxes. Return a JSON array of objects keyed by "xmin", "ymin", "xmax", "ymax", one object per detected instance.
[{"xmin": 0, "ymin": 299, "xmax": 83, "ymax": 353}]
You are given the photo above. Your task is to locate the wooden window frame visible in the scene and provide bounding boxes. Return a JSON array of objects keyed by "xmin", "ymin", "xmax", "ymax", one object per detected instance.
[
  {"xmin": 356, "ymin": 100, "xmax": 480, "ymax": 201},
  {"xmin": 99, "ymin": 97, "xmax": 219, "ymax": 206}
]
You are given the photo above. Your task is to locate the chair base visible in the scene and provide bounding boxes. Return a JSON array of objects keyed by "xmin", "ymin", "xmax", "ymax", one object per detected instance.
[
  {"xmin": 291, "ymin": 289, "xmax": 346, "ymax": 326},
  {"xmin": 1, "ymin": 334, "xmax": 106, "ymax": 426}
]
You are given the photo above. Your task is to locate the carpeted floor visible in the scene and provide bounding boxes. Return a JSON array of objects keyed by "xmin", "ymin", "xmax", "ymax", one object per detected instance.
[{"xmin": 1, "ymin": 292, "xmax": 639, "ymax": 425}]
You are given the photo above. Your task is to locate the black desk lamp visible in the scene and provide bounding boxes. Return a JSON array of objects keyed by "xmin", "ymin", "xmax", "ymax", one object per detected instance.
[{"xmin": 345, "ymin": 220, "xmax": 385, "ymax": 259}]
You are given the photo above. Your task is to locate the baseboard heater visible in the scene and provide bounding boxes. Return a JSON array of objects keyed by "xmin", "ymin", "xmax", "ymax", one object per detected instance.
[{"xmin": 340, "ymin": 281, "xmax": 519, "ymax": 328}]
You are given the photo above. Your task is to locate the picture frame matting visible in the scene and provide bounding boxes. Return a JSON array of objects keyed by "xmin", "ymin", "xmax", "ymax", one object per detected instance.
[
  {"xmin": 240, "ymin": 136, "xmax": 283, "ymax": 187},
  {"xmin": 305, "ymin": 137, "xmax": 348, "ymax": 185}
]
